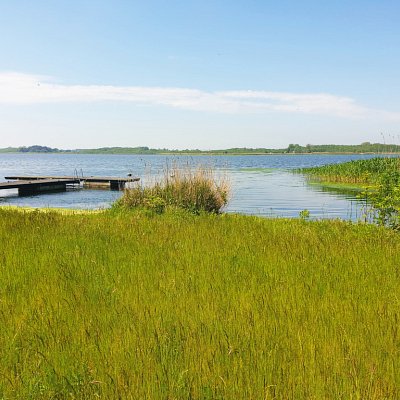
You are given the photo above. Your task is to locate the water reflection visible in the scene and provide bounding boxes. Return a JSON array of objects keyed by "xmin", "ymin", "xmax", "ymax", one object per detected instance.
[{"xmin": 226, "ymin": 169, "xmax": 363, "ymax": 220}]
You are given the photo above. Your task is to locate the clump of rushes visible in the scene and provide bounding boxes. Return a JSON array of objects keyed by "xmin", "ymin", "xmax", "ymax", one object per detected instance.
[{"xmin": 115, "ymin": 163, "xmax": 230, "ymax": 214}]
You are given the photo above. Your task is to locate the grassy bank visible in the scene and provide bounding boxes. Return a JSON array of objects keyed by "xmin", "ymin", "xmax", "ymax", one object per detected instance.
[{"xmin": 0, "ymin": 208, "xmax": 399, "ymax": 399}]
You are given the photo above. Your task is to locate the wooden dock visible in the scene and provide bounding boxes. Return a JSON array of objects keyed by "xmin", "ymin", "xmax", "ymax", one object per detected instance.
[
  {"xmin": 0, "ymin": 175, "xmax": 140, "ymax": 196},
  {"xmin": 0, "ymin": 179, "xmax": 80, "ymax": 196},
  {"xmin": 4, "ymin": 175, "xmax": 140, "ymax": 190}
]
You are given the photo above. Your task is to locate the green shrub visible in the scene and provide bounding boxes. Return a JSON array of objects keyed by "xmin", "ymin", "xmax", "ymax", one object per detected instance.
[{"xmin": 361, "ymin": 171, "xmax": 400, "ymax": 228}]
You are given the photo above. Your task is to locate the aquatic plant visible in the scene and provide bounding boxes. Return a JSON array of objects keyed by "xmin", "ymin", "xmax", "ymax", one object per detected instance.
[
  {"xmin": 297, "ymin": 157, "xmax": 400, "ymax": 184},
  {"xmin": 299, "ymin": 157, "xmax": 400, "ymax": 227},
  {"xmin": 360, "ymin": 170, "xmax": 400, "ymax": 228},
  {"xmin": 115, "ymin": 163, "xmax": 230, "ymax": 214},
  {"xmin": 299, "ymin": 209, "xmax": 310, "ymax": 219}
]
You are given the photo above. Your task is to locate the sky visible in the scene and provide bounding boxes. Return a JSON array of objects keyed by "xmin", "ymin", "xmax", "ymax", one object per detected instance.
[{"xmin": 0, "ymin": 0, "xmax": 399, "ymax": 149}]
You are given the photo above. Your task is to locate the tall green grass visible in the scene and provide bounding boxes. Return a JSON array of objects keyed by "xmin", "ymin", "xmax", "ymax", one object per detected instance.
[
  {"xmin": 299, "ymin": 157, "xmax": 400, "ymax": 227},
  {"xmin": 298, "ymin": 157, "xmax": 400, "ymax": 185},
  {"xmin": 0, "ymin": 208, "xmax": 399, "ymax": 399},
  {"xmin": 116, "ymin": 163, "xmax": 230, "ymax": 214}
]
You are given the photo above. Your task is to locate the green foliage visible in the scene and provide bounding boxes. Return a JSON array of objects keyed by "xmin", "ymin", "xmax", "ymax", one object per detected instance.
[
  {"xmin": 298, "ymin": 157, "xmax": 400, "ymax": 184},
  {"xmin": 115, "ymin": 164, "xmax": 230, "ymax": 214},
  {"xmin": 0, "ymin": 209, "xmax": 399, "ymax": 399},
  {"xmin": 299, "ymin": 209, "xmax": 310, "ymax": 219},
  {"xmin": 361, "ymin": 171, "xmax": 400, "ymax": 228},
  {"xmin": 144, "ymin": 195, "xmax": 166, "ymax": 214},
  {"xmin": 299, "ymin": 157, "xmax": 400, "ymax": 228}
]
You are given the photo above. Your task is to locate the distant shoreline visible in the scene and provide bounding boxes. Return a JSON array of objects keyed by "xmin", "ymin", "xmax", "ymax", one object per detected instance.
[
  {"xmin": 1, "ymin": 143, "xmax": 400, "ymax": 156},
  {"xmin": 1, "ymin": 151, "xmax": 400, "ymax": 156}
]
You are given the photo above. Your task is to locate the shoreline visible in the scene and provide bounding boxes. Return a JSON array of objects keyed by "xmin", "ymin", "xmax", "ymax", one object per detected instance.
[{"xmin": 1, "ymin": 151, "xmax": 400, "ymax": 156}]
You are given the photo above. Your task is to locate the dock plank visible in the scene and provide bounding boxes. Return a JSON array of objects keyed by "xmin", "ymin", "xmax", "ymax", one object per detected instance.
[
  {"xmin": 0, "ymin": 179, "xmax": 80, "ymax": 190},
  {"xmin": 5, "ymin": 175, "xmax": 140, "ymax": 183}
]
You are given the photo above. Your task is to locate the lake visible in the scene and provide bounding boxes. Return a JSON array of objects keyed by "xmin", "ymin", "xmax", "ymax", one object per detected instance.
[{"xmin": 0, "ymin": 153, "xmax": 388, "ymax": 219}]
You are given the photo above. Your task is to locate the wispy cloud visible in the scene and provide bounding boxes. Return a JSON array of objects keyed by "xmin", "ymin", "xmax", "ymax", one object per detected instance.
[{"xmin": 0, "ymin": 72, "xmax": 398, "ymax": 120}]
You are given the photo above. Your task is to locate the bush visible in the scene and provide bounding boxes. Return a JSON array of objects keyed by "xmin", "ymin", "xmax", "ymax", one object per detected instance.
[
  {"xmin": 362, "ymin": 170, "xmax": 400, "ymax": 229},
  {"xmin": 115, "ymin": 163, "xmax": 230, "ymax": 214}
]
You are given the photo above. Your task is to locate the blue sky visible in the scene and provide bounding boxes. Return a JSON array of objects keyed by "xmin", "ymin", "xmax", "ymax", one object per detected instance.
[{"xmin": 0, "ymin": 0, "xmax": 399, "ymax": 149}]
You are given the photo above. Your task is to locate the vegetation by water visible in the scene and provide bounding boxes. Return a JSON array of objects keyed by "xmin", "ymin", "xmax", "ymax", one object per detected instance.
[
  {"xmin": 2, "ymin": 142, "xmax": 400, "ymax": 155},
  {"xmin": 116, "ymin": 164, "xmax": 230, "ymax": 214},
  {"xmin": 286, "ymin": 142, "xmax": 400, "ymax": 154},
  {"xmin": 298, "ymin": 157, "xmax": 400, "ymax": 185},
  {"xmin": 0, "ymin": 207, "xmax": 399, "ymax": 399},
  {"xmin": 299, "ymin": 157, "xmax": 400, "ymax": 227}
]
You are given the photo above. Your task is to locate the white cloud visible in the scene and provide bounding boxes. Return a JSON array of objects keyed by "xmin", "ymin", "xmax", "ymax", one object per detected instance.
[{"xmin": 0, "ymin": 71, "xmax": 399, "ymax": 120}]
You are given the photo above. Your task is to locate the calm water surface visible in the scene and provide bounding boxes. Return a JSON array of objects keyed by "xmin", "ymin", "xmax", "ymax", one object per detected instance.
[{"xmin": 0, "ymin": 153, "xmax": 389, "ymax": 220}]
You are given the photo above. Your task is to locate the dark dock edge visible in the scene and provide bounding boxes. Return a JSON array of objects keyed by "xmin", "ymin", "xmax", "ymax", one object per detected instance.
[{"xmin": 0, "ymin": 175, "xmax": 140, "ymax": 196}]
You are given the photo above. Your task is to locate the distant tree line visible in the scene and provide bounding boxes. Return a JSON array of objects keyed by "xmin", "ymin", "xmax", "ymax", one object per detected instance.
[
  {"xmin": 18, "ymin": 145, "xmax": 60, "ymax": 153},
  {"xmin": 286, "ymin": 142, "xmax": 400, "ymax": 153},
  {"xmin": 1, "ymin": 142, "xmax": 400, "ymax": 154}
]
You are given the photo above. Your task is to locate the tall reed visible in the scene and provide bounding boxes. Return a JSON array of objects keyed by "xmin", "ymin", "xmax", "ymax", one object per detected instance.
[
  {"xmin": 298, "ymin": 157, "xmax": 400, "ymax": 184},
  {"xmin": 116, "ymin": 162, "xmax": 230, "ymax": 213},
  {"xmin": 298, "ymin": 157, "xmax": 400, "ymax": 227}
]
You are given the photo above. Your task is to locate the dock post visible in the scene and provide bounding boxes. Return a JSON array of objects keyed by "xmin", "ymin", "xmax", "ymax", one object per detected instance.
[{"xmin": 110, "ymin": 181, "xmax": 124, "ymax": 190}]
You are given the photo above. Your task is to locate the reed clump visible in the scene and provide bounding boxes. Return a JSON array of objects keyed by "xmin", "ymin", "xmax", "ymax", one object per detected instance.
[
  {"xmin": 299, "ymin": 157, "xmax": 400, "ymax": 228},
  {"xmin": 116, "ymin": 163, "xmax": 230, "ymax": 214},
  {"xmin": 298, "ymin": 157, "xmax": 400, "ymax": 184}
]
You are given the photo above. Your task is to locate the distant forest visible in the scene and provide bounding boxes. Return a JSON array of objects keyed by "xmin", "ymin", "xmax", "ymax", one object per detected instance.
[{"xmin": 1, "ymin": 142, "xmax": 400, "ymax": 155}]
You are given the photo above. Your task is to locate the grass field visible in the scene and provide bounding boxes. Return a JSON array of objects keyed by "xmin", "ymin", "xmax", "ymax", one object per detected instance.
[{"xmin": 0, "ymin": 208, "xmax": 399, "ymax": 399}]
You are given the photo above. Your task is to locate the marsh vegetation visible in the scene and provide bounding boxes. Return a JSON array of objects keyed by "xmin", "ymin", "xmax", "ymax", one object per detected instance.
[
  {"xmin": 115, "ymin": 163, "xmax": 230, "ymax": 214},
  {"xmin": 298, "ymin": 157, "xmax": 400, "ymax": 185},
  {"xmin": 299, "ymin": 157, "xmax": 400, "ymax": 228}
]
